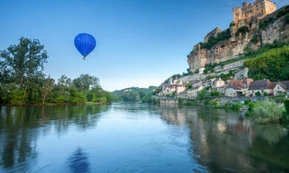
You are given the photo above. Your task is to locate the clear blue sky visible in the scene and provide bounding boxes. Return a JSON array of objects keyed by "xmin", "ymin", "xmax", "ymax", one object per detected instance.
[{"xmin": 0, "ymin": 0, "xmax": 287, "ymax": 91}]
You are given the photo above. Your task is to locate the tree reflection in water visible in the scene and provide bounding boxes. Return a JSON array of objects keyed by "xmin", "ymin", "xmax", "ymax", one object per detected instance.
[
  {"xmin": 0, "ymin": 105, "xmax": 106, "ymax": 172},
  {"xmin": 67, "ymin": 148, "xmax": 90, "ymax": 173},
  {"xmin": 154, "ymin": 106, "xmax": 289, "ymax": 173}
]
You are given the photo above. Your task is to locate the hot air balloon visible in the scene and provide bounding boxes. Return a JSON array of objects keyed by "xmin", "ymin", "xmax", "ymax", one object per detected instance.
[{"xmin": 74, "ymin": 33, "xmax": 96, "ymax": 60}]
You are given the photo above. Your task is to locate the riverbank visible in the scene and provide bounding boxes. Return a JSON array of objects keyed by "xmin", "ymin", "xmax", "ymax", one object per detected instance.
[
  {"xmin": 0, "ymin": 102, "xmax": 110, "ymax": 106},
  {"xmin": 158, "ymin": 97, "xmax": 289, "ymax": 124}
]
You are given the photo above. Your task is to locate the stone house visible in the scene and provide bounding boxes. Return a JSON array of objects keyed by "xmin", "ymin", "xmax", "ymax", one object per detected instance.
[
  {"xmin": 161, "ymin": 77, "xmax": 186, "ymax": 96},
  {"xmin": 217, "ymin": 86, "xmax": 226, "ymax": 94},
  {"xmin": 246, "ymin": 79, "xmax": 273, "ymax": 96},
  {"xmin": 225, "ymin": 80, "xmax": 245, "ymax": 97},
  {"xmin": 212, "ymin": 78, "xmax": 225, "ymax": 89},
  {"xmin": 192, "ymin": 80, "xmax": 204, "ymax": 88},
  {"xmin": 187, "ymin": 86, "xmax": 204, "ymax": 98},
  {"xmin": 272, "ymin": 81, "xmax": 289, "ymax": 96}
]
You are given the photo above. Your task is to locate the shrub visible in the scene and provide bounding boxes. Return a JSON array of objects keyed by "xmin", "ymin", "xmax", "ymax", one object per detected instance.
[
  {"xmin": 209, "ymin": 99, "xmax": 219, "ymax": 106},
  {"xmin": 264, "ymin": 92, "xmax": 268, "ymax": 96},
  {"xmin": 244, "ymin": 99, "xmax": 251, "ymax": 105},
  {"xmin": 285, "ymin": 14, "xmax": 289, "ymax": 24},
  {"xmin": 248, "ymin": 102, "xmax": 255, "ymax": 111},
  {"xmin": 251, "ymin": 100, "xmax": 282, "ymax": 123},
  {"xmin": 250, "ymin": 35, "xmax": 259, "ymax": 44},
  {"xmin": 255, "ymin": 91, "xmax": 261, "ymax": 96},
  {"xmin": 210, "ymin": 91, "xmax": 220, "ymax": 97},
  {"xmin": 187, "ymin": 83, "xmax": 192, "ymax": 89},
  {"xmin": 235, "ymin": 26, "xmax": 249, "ymax": 36},
  {"xmin": 183, "ymin": 100, "xmax": 198, "ymax": 106},
  {"xmin": 230, "ymin": 22, "xmax": 235, "ymax": 27},
  {"xmin": 232, "ymin": 103, "xmax": 242, "ymax": 110},
  {"xmin": 284, "ymin": 99, "xmax": 289, "ymax": 113},
  {"xmin": 178, "ymin": 98, "xmax": 183, "ymax": 105},
  {"xmin": 259, "ymin": 17, "xmax": 274, "ymax": 30},
  {"xmin": 200, "ymin": 28, "xmax": 231, "ymax": 49}
]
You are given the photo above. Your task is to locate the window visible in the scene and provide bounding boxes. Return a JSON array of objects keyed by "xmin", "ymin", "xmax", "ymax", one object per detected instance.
[{"xmin": 278, "ymin": 87, "xmax": 279, "ymax": 89}]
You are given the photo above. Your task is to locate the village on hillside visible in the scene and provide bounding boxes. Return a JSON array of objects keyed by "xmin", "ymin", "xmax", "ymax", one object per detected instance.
[
  {"xmin": 158, "ymin": 76, "xmax": 289, "ymax": 99},
  {"xmin": 157, "ymin": 0, "xmax": 289, "ymax": 102}
]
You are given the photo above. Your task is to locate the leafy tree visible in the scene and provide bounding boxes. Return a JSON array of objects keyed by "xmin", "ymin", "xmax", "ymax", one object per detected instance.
[
  {"xmin": 41, "ymin": 76, "xmax": 55, "ymax": 105},
  {"xmin": 210, "ymin": 91, "xmax": 220, "ymax": 97},
  {"xmin": 73, "ymin": 74, "xmax": 99, "ymax": 92},
  {"xmin": 197, "ymin": 89, "xmax": 209, "ymax": 100},
  {"xmin": 0, "ymin": 37, "xmax": 48, "ymax": 104}
]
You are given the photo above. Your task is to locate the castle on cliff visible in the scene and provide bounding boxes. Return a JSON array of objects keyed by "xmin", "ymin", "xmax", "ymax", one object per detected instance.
[
  {"xmin": 233, "ymin": 0, "xmax": 276, "ymax": 23},
  {"xmin": 187, "ymin": 0, "xmax": 282, "ymax": 73}
]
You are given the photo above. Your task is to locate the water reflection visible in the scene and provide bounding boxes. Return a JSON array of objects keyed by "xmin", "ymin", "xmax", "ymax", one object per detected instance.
[
  {"xmin": 0, "ymin": 104, "xmax": 289, "ymax": 172},
  {"xmin": 0, "ymin": 105, "xmax": 107, "ymax": 172},
  {"xmin": 154, "ymin": 106, "xmax": 289, "ymax": 172},
  {"xmin": 67, "ymin": 148, "xmax": 90, "ymax": 173}
]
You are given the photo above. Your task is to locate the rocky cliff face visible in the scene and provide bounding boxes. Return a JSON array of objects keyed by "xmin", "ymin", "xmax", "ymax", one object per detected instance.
[{"xmin": 187, "ymin": 5, "xmax": 289, "ymax": 72}]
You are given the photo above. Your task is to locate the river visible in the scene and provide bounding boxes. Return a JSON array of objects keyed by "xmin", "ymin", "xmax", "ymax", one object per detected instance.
[{"xmin": 0, "ymin": 103, "xmax": 288, "ymax": 173}]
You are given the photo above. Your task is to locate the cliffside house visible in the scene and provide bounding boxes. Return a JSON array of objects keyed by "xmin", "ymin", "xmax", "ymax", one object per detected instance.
[
  {"xmin": 192, "ymin": 80, "xmax": 204, "ymax": 88},
  {"xmin": 212, "ymin": 78, "xmax": 225, "ymax": 89},
  {"xmin": 161, "ymin": 77, "xmax": 186, "ymax": 96},
  {"xmin": 187, "ymin": 86, "xmax": 204, "ymax": 98}
]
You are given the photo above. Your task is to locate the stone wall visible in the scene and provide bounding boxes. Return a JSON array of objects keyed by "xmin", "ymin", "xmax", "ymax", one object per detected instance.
[
  {"xmin": 160, "ymin": 98, "xmax": 178, "ymax": 105},
  {"xmin": 204, "ymin": 27, "xmax": 221, "ymax": 42}
]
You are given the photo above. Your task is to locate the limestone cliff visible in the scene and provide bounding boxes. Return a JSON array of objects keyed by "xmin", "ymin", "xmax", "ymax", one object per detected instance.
[{"xmin": 187, "ymin": 5, "xmax": 289, "ymax": 72}]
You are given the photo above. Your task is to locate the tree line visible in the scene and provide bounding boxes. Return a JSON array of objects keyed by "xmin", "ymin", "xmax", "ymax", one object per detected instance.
[
  {"xmin": 0, "ymin": 37, "xmax": 112, "ymax": 105},
  {"xmin": 112, "ymin": 86, "xmax": 157, "ymax": 103}
]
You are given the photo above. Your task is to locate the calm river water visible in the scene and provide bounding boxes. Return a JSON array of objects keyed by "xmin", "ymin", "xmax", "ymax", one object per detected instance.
[{"xmin": 0, "ymin": 103, "xmax": 288, "ymax": 173}]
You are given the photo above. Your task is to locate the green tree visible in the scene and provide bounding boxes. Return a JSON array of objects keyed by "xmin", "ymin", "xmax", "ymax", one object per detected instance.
[
  {"xmin": 0, "ymin": 37, "xmax": 48, "ymax": 104},
  {"xmin": 197, "ymin": 89, "xmax": 209, "ymax": 100},
  {"xmin": 41, "ymin": 76, "xmax": 55, "ymax": 105},
  {"xmin": 73, "ymin": 74, "xmax": 99, "ymax": 92}
]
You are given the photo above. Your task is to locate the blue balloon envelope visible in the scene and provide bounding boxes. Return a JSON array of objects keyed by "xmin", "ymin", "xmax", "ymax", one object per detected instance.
[{"xmin": 74, "ymin": 33, "xmax": 96, "ymax": 60}]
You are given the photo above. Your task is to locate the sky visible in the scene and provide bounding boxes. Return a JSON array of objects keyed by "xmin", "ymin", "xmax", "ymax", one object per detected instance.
[{"xmin": 0, "ymin": 0, "xmax": 288, "ymax": 91}]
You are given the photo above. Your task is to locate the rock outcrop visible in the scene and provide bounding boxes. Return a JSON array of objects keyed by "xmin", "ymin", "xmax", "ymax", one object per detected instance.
[{"xmin": 187, "ymin": 4, "xmax": 289, "ymax": 72}]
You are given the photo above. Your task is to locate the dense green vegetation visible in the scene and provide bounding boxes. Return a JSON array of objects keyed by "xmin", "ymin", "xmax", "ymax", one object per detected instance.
[
  {"xmin": 112, "ymin": 86, "xmax": 157, "ymax": 103},
  {"xmin": 200, "ymin": 28, "xmax": 231, "ymax": 49},
  {"xmin": 244, "ymin": 45, "xmax": 289, "ymax": 81},
  {"xmin": 284, "ymin": 100, "xmax": 289, "ymax": 113},
  {"xmin": 202, "ymin": 40, "xmax": 289, "ymax": 78},
  {"xmin": 250, "ymin": 100, "xmax": 283, "ymax": 124},
  {"xmin": 0, "ymin": 37, "xmax": 112, "ymax": 105}
]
